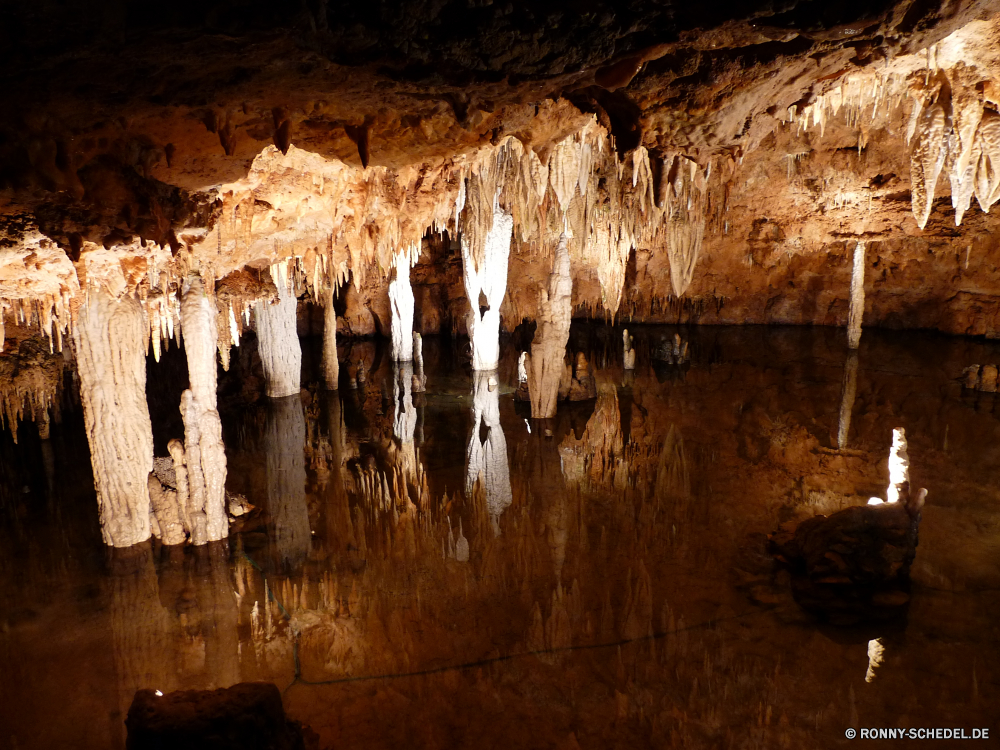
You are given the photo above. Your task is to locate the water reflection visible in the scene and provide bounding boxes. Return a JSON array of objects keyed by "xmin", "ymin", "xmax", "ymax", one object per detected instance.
[{"xmin": 1, "ymin": 327, "xmax": 999, "ymax": 749}]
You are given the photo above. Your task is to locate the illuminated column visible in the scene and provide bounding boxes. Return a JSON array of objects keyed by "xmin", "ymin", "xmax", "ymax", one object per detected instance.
[
  {"xmin": 73, "ymin": 290, "xmax": 153, "ymax": 547},
  {"xmin": 847, "ymin": 241, "xmax": 865, "ymax": 350},
  {"xmin": 322, "ymin": 283, "xmax": 339, "ymax": 390},
  {"xmin": 462, "ymin": 202, "xmax": 513, "ymax": 371},
  {"xmin": 526, "ymin": 233, "xmax": 572, "ymax": 419},
  {"xmin": 389, "ymin": 250, "xmax": 415, "ymax": 362},
  {"xmin": 254, "ymin": 268, "xmax": 301, "ymax": 398}
]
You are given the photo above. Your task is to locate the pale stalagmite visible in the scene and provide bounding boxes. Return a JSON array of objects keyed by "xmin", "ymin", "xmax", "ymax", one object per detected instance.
[
  {"xmin": 254, "ymin": 267, "xmax": 301, "ymax": 398},
  {"xmin": 178, "ymin": 274, "xmax": 229, "ymax": 544},
  {"xmin": 847, "ymin": 241, "xmax": 866, "ymax": 350},
  {"xmin": 462, "ymin": 200, "xmax": 513, "ymax": 371},
  {"xmin": 526, "ymin": 234, "xmax": 573, "ymax": 419},
  {"xmin": 388, "ymin": 249, "xmax": 415, "ymax": 362},
  {"xmin": 72, "ymin": 291, "xmax": 154, "ymax": 548}
]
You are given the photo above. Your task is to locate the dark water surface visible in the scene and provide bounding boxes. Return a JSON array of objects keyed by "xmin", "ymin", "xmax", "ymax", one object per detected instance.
[{"xmin": 1, "ymin": 325, "xmax": 998, "ymax": 749}]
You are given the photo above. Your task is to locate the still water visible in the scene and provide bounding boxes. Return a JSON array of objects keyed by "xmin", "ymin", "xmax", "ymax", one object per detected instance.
[{"xmin": 1, "ymin": 325, "xmax": 998, "ymax": 749}]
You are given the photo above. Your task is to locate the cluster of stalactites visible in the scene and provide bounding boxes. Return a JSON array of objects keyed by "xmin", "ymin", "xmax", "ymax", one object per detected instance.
[
  {"xmin": 454, "ymin": 122, "xmax": 718, "ymax": 316},
  {"xmin": 907, "ymin": 65, "xmax": 1000, "ymax": 228},
  {"xmin": 0, "ymin": 294, "xmax": 74, "ymax": 355},
  {"xmin": 792, "ymin": 69, "xmax": 909, "ymax": 143},
  {"xmin": 0, "ymin": 340, "xmax": 64, "ymax": 443}
]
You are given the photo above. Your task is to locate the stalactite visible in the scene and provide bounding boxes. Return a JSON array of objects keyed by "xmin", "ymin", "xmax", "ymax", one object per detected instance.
[
  {"xmin": 322, "ymin": 283, "xmax": 339, "ymax": 390},
  {"xmin": 254, "ymin": 263, "xmax": 301, "ymax": 398},
  {"xmin": 178, "ymin": 274, "xmax": 229, "ymax": 545},
  {"xmin": 847, "ymin": 241, "xmax": 866, "ymax": 349},
  {"xmin": 462, "ymin": 193, "xmax": 513, "ymax": 371},
  {"xmin": 388, "ymin": 248, "xmax": 416, "ymax": 362},
  {"xmin": 526, "ymin": 234, "xmax": 573, "ymax": 419},
  {"xmin": 73, "ymin": 290, "xmax": 153, "ymax": 547},
  {"xmin": 466, "ymin": 372, "xmax": 512, "ymax": 536}
]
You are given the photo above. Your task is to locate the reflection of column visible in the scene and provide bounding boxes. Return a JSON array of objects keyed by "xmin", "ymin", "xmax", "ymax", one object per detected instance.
[
  {"xmin": 466, "ymin": 372, "xmax": 512, "ymax": 535},
  {"xmin": 179, "ymin": 275, "xmax": 228, "ymax": 544},
  {"xmin": 323, "ymin": 391, "xmax": 355, "ymax": 553},
  {"xmin": 73, "ymin": 290, "xmax": 153, "ymax": 547},
  {"xmin": 837, "ymin": 351, "xmax": 859, "ymax": 450},
  {"xmin": 191, "ymin": 542, "xmax": 241, "ymax": 689},
  {"xmin": 255, "ymin": 271, "xmax": 301, "ymax": 398},
  {"xmin": 107, "ymin": 544, "xmax": 175, "ymax": 746},
  {"xmin": 393, "ymin": 362, "xmax": 417, "ymax": 443},
  {"xmin": 264, "ymin": 396, "xmax": 310, "ymax": 571}
]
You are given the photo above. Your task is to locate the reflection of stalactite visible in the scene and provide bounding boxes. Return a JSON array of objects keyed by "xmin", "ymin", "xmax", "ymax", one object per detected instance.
[
  {"xmin": 654, "ymin": 425, "xmax": 689, "ymax": 502},
  {"xmin": 107, "ymin": 544, "xmax": 175, "ymax": 744},
  {"xmin": 264, "ymin": 396, "xmax": 310, "ymax": 572},
  {"xmin": 526, "ymin": 234, "xmax": 572, "ymax": 419},
  {"xmin": 466, "ymin": 372, "xmax": 512, "ymax": 536},
  {"xmin": 838, "ymin": 351, "xmax": 859, "ymax": 450}
]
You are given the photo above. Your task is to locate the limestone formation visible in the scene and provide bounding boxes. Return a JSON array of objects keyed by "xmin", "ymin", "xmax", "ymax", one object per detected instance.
[
  {"xmin": 462, "ymin": 197, "xmax": 513, "ymax": 371},
  {"xmin": 466, "ymin": 372, "xmax": 512, "ymax": 535},
  {"xmin": 623, "ymin": 329, "xmax": 636, "ymax": 371},
  {"xmin": 178, "ymin": 275, "xmax": 229, "ymax": 544},
  {"xmin": 526, "ymin": 235, "xmax": 573, "ymax": 419},
  {"xmin": 322, "ymin": 283, "xmax": 339, "ymax": 390},
  {"xmin": 837, "ymin": 352, "xmax": 859, "ymax": 450},
  {"xmin": 254, "ymin": 265, "xmax": 301, "ymax": 398},
  {"xmin": 411, "ymin": 332, "xmax": 427, "ymax": 393},
  {"xmin": 264, "ymin": 396, "xmax": 311, "ymax": 571},
  {"xmin": 72, "ymin": 291, "xmax": 154, "ymax": 548},
  {"xmin": 847, "ymin": 242, "xmax": 866, "ymax": 350},
  {"xmin": 388, "ymin": 249, "xmax": 416, "ymax": 362}
]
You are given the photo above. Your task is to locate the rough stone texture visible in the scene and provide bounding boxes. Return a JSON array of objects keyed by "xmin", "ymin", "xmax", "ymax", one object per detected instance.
[
  {"xmin": 254, "ymin": 273, "xmax": 301, "ymax": 399},
  {"xmin": 125, "ymin": 682, "xmax": 306, "ymax": 750},
  {"xmin": 321, "ymin": 284, "xmax": 339, "ymax": 390},
  {"xmin": 179, "ymin": 274, "xmax": 228, "ymax": 544},
  {"xmin": 462, "ymin": 203, "xmax": 513, "ymax": 371},
  {"xmin": 388, "ymin": 250, "xmax": 415, "ymax": 362},
  {"xmin": 526, "ymin": 234, "xmax": 573, "ymax": 419},
  {"xmin": 72, "ymin": 291, "xmax": 153, "ymax": 547}
]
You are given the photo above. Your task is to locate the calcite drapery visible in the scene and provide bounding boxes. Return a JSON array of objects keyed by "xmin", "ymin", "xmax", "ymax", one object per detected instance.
[
  {"xmin": 178, "ymin": 274, "xmax": 229, "ymax": 544},
  {"xmin": 322, "ymin": 283, "xmax": 339, "ymax": 390},
  {"xmin": 526, "ymin": 234, "xmax": 573, "ymax": 419},
  {"xmin": 388, "ymin": 249, "xmax": 416, "ymax": 362},
  {"xmin": 462, "ymin": 197, "xmax": 513, "ymax": 371},
  {"xmin": 847, "ymin": 241, "xmax": 866, "ymax": 350},
  {"xmin": 73, "ymin": 290, "xmax": 153, "ymax": 547},
  {"xmin": 254, "ymin": 265, "xmax": 301, "ymax": 398}
]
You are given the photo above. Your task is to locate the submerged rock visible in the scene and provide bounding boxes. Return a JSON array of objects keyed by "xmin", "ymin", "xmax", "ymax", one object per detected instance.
[
  {"xmin": 769, "ymin": 485, "xmax": 926, "ymax": 625},
  {"xmin": 125, "ymin": 682, "xmax": 313, "ymax": 750}
]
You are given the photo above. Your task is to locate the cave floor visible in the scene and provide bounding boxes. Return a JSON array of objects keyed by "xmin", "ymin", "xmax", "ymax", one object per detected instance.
[{"xmin": 1, "ymin": 325, "xmax": 998, "ymax": 749}]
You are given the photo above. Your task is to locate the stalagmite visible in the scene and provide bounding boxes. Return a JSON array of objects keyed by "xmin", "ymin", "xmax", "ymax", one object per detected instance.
[
  {"xmin": 623, "ymin": 329, "xmax": 636, "ymax": 370},
  {"xmin": 886, "ymin": 427, "xmax": 910, "ymax": 505},
  {"xmin": 254, "ymin": 267, "xmax": 301, "ymax": 398},
  {"xmin": 466, "ymin": 372, "xmax": 512, "ymax": 535},
  {"xmin": 462, "ymin": 199, "xmax": 513, "ymax": 371},
  {"xmin": 847, "ymin": 241, "xmax": 866, "ymax": 349},
  {"xmin": 411, "ymin": 332, "xmax": 427, "ymax": 393},
  {"xmin": 178, "ymin": 275, "xmax": 229, "ymax": 544},
  {"xmin": 526, "ymin": 234, "xmax": 573, "ymax": 419},
  {"xmin": 322, "ymin": 283, "xmax": 339, "ymax": 390},
  {"xmin": 837, "ymin": 351, "xmax": 859, "ymax": 450},
  {"xmin": 388, "ymin": 249, "xmax": 415, "ymax": 362},
  {"xmin": 73, "ymin": 291, "xmax": 154, "ymax": 547}
]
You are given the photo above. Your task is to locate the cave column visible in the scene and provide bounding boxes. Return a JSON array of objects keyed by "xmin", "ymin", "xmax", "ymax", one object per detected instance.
[
  {"xmin": 254, "ymin": 264, "xmax": 301, "ymax": 398},
  {"xmin": 72, "ymin": 290, "xmax": 153, "ymax": 547},
  {"xmin": 322, "ymin": 283, "xmax": 339, "ymax": 390},
  {"xmin": 466, "ymin": 371, "xmax": 512, "ymax": 535},
  {"xmin": 462, "ymin": 202, "xmax": 513, "ymax": 371},
  {"xmin": 389, "ymin": 249, "xmax": 415, "ymax": 362},
  {"xmin": 526, "ymin": 233, "xmax": 573, "ymax": 419},
  {"xmin": 178, "ymin": 274, "xmax": 228, "ymax": 544},
  {"xmin": 847, "ymin": 241, "xmax": 866, "ymax": 349}
]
